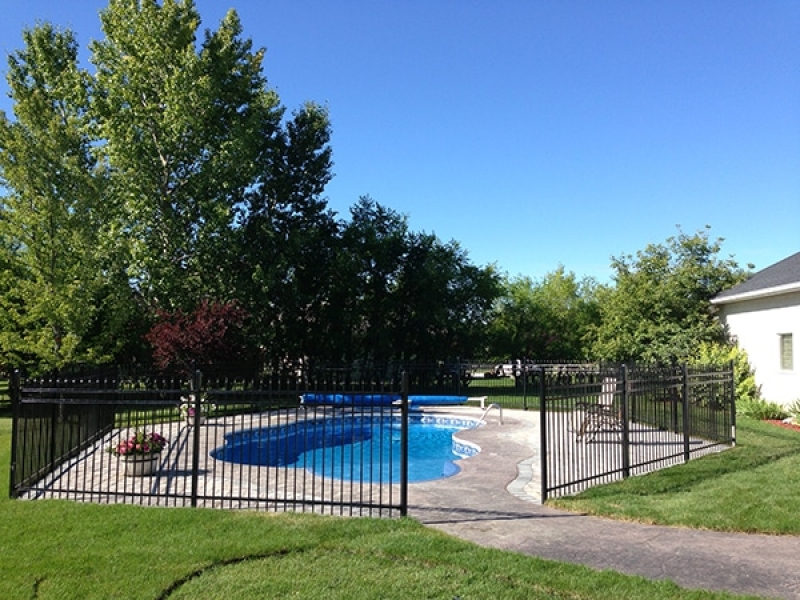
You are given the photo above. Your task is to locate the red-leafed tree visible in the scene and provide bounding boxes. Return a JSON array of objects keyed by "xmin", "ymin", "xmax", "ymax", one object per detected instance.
[{"xmin": 144, "ymin": 300, "xmax": 252, "ymax": 374}]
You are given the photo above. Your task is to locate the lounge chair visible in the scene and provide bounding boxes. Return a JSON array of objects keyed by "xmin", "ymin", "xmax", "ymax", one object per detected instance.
[{"xmin": 573, "ymin": 377, "xmax": 623, "ymax": 442}]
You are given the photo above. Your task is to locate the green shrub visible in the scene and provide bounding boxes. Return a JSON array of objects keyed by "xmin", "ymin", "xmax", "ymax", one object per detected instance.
[
  {"xmin": 787, "ymin": 399, "xmax": 800, "ymax": 424},
  {"xmin": 736, "ymin": 397, "xmax": 788, "ymax": 420},
  {"xmin": 693, "ymin": 341, "xmax": 760, "ymax": 404}
]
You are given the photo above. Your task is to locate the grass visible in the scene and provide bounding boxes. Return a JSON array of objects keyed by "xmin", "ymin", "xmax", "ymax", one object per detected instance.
[
  {"xmin": 0, "ymin": 502, "xmax": 750, "ymax": 600},
  {"xmin": 465, "ymin": 375, "xmax": 542, "ymax": 409},
  {"xmin": 0, "ymin": 417, "xmax": 761, "ymax": 599}
]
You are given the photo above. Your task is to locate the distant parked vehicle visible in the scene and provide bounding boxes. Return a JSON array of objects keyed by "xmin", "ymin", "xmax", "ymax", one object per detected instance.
[
  {"xmin": 494, "ymin": 362, "xmax": 513, "ymax": 377},
  {"xmin": 493, "ymin": 360, "xmax": 531, "ymax": 377},
  {"xmin": 494, "ymin": 360, "xmax": 546, "ymax": 378}
]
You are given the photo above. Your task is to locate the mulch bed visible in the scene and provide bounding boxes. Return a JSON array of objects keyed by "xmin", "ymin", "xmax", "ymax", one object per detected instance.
[{"xmin": 765, "ymin": 419, "xmax": 800, "ymax": 433}]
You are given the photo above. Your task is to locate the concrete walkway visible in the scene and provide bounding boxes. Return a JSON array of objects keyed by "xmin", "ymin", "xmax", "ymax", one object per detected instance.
[{"xmin": 409, "ymin": 408, "xmax": 800, "ymax": 600}]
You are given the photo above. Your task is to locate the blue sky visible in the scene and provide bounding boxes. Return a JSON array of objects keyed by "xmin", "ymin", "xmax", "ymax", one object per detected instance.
[{"xmin": 1, "ymin": 1, "xmax": 798, "ymax": 282}]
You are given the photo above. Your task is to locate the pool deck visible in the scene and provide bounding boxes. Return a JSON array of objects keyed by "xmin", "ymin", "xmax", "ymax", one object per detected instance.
[{"xmin": 410, "ymin": 406, "xmax": 800, "ymax": 600}]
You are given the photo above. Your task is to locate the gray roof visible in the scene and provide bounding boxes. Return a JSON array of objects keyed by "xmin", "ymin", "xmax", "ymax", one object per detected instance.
[{"xmin": 712, "ymin": 252, "xmax": 800, "ymax": 303}]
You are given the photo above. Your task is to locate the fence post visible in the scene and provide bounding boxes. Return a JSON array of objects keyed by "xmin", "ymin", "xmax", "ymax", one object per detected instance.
[
  {"xmin": 190, "ymin": 369, "xmax": 203, "ymax": 508},
  {"xmin": 49, "ymin": 375, "xmax": 58, "ymax": 481},
  {"xmin": 9, "ymin": 370, "xmax": 21, "ymax": 499},
  {"xmin": 400, "ymin": 370, "xmax": 409, "ymax": 517},
  {"xmin": 522, "ymin": 358, "xmax": 528, "ymax": 411},
  {"xmin": 538, "ymin": 367, "xmax": 548, "ymax": 503},
  {"xmin": 620, "ymin": 365, "xmax": 630, "ymax": 479},
  {"xmin": 729, "ymin": 359, "xmax": 737, "ymax": 447},
  {"xmin": 671, "ymin": 370, "xmax": 680, "ymax": 434},
  {"xmin": 682, "ymin": 363, "xmax": 691, "ymax": 462}
]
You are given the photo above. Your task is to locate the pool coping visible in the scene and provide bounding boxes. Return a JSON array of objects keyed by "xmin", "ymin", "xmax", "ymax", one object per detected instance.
[{"xmin": 407, "ymin": 406, "xmax": 542, "ymax": 505}]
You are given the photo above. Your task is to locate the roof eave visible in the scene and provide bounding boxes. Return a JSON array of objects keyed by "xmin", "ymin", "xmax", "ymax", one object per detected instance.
[{"xmin": 711, "ymin": 281, "xmax": 800, "ymax": 305}]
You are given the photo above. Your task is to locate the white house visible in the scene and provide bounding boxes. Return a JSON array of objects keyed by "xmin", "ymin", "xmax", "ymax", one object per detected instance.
[{"xmin": 711, "ymin": 252, "xmax": 800, "ymax": 406}]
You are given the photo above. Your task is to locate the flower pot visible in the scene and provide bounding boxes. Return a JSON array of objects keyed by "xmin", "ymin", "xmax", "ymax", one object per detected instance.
[
  {"xmin": 186, "ymin": 415, "xmax": 206, "ymax": 427},
  {"xmin": 122, "ymin": 453, "xmax": 161, "ymax": 477}
]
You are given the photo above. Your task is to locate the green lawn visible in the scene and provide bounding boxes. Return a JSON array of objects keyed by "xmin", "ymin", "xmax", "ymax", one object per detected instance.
[{"xmin": 2, "ymin": 416, "xmax": 793, "ymax": 598}]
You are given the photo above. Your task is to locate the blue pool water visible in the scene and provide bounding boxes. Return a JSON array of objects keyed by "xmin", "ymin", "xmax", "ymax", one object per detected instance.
[{"xmin": 211, "ymin": 415, "xmax": 480, "ymax": 483}]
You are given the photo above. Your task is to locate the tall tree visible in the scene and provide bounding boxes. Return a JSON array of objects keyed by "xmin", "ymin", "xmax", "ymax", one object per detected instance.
[
  {"xmin": 592, "ymin": 227, "xmax": 748, "ymax": 363},
  {"xmin": 238, "ymin": 102, "xmax": 337, "ymax": 364},
  {"xmin": 488, "ymin": 267, "xmax": 599, "ymax": 360},
  {"xmin": 0, "ymin": 24, "xmax": 110, "ymax": 370},
  {"xmin": 0, "ymin": 2, "xmax": 335, "ymax": 370},
  {"xmin": 1, "ymin": 2, "xmax": 507, "ymax": 371},
  {"xmin": 91, "ymin": 0, "xmax": 283, "ymax": 309},
  {"xmin": 329, "ymin": 197, "xmax": 501, "ymax": 364},
  {"xmin": 331, "ymin": 197, "xmax": 409, "ymax": 363},
  {"xmin": 393, "ymin": 232, "xmax": 500, "ymax": 362}
]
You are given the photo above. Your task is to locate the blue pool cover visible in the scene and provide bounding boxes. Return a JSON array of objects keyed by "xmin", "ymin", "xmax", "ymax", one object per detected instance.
[{"xmin": 300, "ymin": 393, "xmax": 468, "ymax": 407}]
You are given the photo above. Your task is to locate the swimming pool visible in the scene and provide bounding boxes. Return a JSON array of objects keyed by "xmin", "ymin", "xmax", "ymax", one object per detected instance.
[{"xmin": 211, "ymin": 414, "xmax": 481, "ymax": 483}]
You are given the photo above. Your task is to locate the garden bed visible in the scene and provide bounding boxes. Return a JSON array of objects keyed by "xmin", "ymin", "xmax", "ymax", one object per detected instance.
[{"xmin": 765, "ymin": 419, "xmax": 800, "ymax": 433}]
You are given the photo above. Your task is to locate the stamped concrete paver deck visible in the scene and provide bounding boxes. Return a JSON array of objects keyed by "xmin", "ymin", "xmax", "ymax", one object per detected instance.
[{"xmin": 410, "ymin": 407, "xmax": 800, "ymax": 600}]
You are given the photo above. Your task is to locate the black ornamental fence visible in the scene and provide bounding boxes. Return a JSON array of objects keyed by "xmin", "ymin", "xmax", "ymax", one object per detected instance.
[
  {"xmin": 537, "ymin": 362, "xmax": 735, "ymax": 500},
  {"xmin": 9, "ymin": 368, "xmax": 411, "ymax": 517},
  {"xmin": 9, "ymin": 361, "xmax": 735, "ymax": 513}
]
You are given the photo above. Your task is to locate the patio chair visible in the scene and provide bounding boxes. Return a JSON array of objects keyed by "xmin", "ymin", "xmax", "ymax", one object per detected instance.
[{"xmin": 573, "ymin": 376, "xmax": 623, "ymax": 442}]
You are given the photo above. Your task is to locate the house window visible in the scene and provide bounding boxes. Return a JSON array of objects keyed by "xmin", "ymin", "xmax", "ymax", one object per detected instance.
[{"xmin": 780, "ymin": 334, "xmax": 793, "ymax": 371}]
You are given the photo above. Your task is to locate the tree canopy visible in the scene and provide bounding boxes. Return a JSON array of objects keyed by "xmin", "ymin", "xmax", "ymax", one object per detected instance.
[
  {"xmin": 0, "ymin": 24, "xmax": 109, "ymax": 369},
  {"xmin": 0, "ymin": 3, "xmax": 751, "ymax": 374},
  {"xmin": 321, "ymin": 197, "xmax": 501, "ymax": 365},
  {"xmin": 591, "ymin": 227, "xmax": 748, "ymax": 363},
  {"xmin": 91, "ymin": 0, "xmax": 284, "ymax": 309},
  {"xmin": 0, "ymin": 1, "xmax": 500, "ymax": 373},
  {"xmin": 487, "ymin": 267, "xmax": 600, "ymax": 361}
]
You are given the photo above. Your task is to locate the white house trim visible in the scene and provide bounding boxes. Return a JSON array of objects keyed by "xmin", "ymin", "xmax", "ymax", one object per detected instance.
[{"xmin": 711, "ymin": 281, "xmax": 800, "ymax": 305}]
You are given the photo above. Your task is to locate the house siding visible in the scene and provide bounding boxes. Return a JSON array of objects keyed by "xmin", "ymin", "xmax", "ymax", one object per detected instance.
[{"xmin": 718, "ymin": 290, "xmax": 800, "ymax": 406}]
